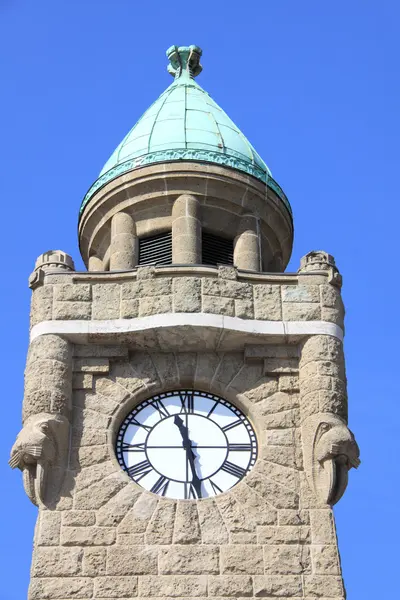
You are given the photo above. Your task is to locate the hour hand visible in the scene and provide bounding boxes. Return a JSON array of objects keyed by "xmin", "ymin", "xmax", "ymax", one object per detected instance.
[{"xmin": 174, "ymin": 415, "xmax": 190, "ymax": 445}]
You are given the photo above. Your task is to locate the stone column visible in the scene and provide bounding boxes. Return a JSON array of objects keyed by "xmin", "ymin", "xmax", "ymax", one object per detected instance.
[
  {"xmin": 110, "ymin": 212, "xmax": 137, "ymax": 270},
  {"xmin": 234, "ymin": 214, "xmax": 261, "ymax": 271},
  {"xmin": 172, "ymin": 194, "xmax": 201, "ymax": 264},
  {"xmin": 88, "ymin": 255, "xmax": 103, "ymax": 271},
  {"xmin": 9, "ymin": 334, "xmax": 72, "ymax": 507}
]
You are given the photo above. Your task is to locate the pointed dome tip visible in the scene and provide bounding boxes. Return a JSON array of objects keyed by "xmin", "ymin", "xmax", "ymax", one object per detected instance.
[{"xmin": 166, "ymin": 45, "xmax": 203, "ymax": 79}]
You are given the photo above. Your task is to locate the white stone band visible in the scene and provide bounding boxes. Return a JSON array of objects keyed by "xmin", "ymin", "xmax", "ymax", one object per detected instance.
[{"xmin": 30, "ymin": 313, "xmax": 343, "ymax": 344}]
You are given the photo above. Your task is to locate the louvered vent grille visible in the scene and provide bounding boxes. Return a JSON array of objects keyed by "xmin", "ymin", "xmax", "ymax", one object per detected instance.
[
  {"xmin": 202, "ymin": 231, "xmax": 234, "ymax": 266},
  {"xmin": 138, "ymin": 232, "xmax": 172, "ymax": 266}
]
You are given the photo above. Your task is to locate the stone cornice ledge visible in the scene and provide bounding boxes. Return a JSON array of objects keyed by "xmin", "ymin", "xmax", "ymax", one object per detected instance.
[{"xmin": 30, "ymin": 314, "xmax": 343, "ymax": 347}]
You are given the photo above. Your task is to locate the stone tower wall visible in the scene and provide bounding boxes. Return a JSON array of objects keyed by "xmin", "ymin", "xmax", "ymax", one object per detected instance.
[{"xmin": 9, "ymin": 257, "xmax": 359, "ymax": 600}]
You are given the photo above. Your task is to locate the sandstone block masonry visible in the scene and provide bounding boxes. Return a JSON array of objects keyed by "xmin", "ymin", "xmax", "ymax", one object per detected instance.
[
  {"xmin": 29, "ymin": 261, "xmax": 344, "ymax": 331},
  {"xmin": 9, "ymin": 251, "xmax": 359, "ymax": 600}
]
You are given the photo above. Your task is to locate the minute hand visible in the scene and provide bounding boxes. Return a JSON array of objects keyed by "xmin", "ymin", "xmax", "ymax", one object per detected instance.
[{"xmin": 173, "ymin": 416, "xmax": 202, "ymax": 497}]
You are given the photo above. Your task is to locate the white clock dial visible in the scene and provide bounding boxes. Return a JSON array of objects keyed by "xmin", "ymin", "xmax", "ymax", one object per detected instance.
[{"xmin": 115, "ymin": 390, "xmax": 257, "ymax": 499}]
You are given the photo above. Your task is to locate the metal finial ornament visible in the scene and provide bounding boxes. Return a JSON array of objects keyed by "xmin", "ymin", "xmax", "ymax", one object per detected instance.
[{"xmin": 166, "ymin": 45, "xmax": 203, "ymax": 79}]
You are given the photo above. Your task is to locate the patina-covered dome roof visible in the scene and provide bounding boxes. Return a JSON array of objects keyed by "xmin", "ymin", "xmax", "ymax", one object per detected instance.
[{"xmin": 80, "ymin": 45, "xmax": 290, "ymax": 216}]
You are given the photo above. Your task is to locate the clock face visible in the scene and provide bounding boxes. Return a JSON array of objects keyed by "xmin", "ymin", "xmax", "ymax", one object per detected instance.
[{"xmin": 116, "ymin": 390, "xmax": 257, "ymax": 499}]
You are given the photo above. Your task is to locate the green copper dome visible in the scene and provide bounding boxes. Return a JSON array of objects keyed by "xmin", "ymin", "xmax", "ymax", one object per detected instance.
[{"xmin": 80, "ymin": 45, "xmax": 290, "ymax": 216}]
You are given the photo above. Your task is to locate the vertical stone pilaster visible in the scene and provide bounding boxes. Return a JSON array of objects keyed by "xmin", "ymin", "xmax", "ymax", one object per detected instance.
[
  {"xmin": 172, "ymin": 194, "xmax": 201, "ymax": 264},
  {"xmin": 110, "ymin": 212, "xmax": 137, "ymax": 271},
  {"xmin": 234, "ymin": 214, "xmax": 261, "ymax": 271},
  {"xmin": 10, "ymin": 334, "xmax": 72, "ymax": 509},
  {"xmin": 23, "ymin": 334, "xmax": 73, "ymax": 421},
  {"xmin": 299, "ymin": 334, "xmax": 359, "ymax": 508}
]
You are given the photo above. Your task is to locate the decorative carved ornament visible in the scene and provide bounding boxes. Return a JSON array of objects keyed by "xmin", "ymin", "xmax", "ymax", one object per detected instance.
[
  {"xmin": 302, "ymin": 413, "xmax": 360, "ymax": 505},
  {"xmin": 9, "ymin": 413, "xmax": 69, "ymax": 507}
]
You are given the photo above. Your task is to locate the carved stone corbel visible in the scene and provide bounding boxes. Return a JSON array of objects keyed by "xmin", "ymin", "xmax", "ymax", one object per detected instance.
[
  {"xmin": 302, "ymin": 413, "xmax": 360, "ymax": 505},
  {"xmin": 9, "ymin": 413, "xmax": 69, "ymax": 507}
]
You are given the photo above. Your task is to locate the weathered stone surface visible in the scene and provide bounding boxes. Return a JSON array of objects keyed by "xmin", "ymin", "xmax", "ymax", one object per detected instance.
[
  {"xmin": 282, "ymin": 285, "xmax": 320, "ymax": 303},
  {"xmin": 263, "ymin": 544, "xmax": 310, "ymax": 574},
  {"xmin": 234, "ymin": 298, "xmax": 254, "ymax": 318},
  {"xmin": 53, "ymin": 301, "xmax": 91, "ymax": 320},
  {"xmin": 107, "ymin": 547, "xmax": 158, "ymax": 575},
  {"xmin": 118, "ymin": 494, "xmax": 158, "ymax": 534},
  {"xmin": 229, "ymin": 531, "xmax": 257, "ymax": 544},
  {"xmin": 70, "ymin": 444, "xmax": 109, "ymax": 469},
  {"xmin": 37, "ymin": 511, "xmax": 61, "ymax": 546},
  {"xmin": 61, "ymin": 526, "xmax": 116, "ymax": 546},
  {"xmin": 309, "ymin": 510, "xmax": 336, "ymax": 544},
  {"xmin": 71, "ymin": 427, "xmax": 107, "ymax": 447},
  {"xmin": 202, "ymin": 295, "xmax": 235, "ymax": 316},
  {"xmin": 216, "ymin": 494, "xmax": 251, "ymax": 532},
  {"xmin": 145, "ymin": 501, "xmax": 176, "ymax": 544},
  {"xmin": 261, "ymin": 444, "xmax": 296, "ymax": 468},
  {"xmin": 194, "ymin": 352, "xmax": 221, "ymax": 389},
  {"xmin": 73, "ymin": 357, "xmax": 109, "ymax": 373},
  {"xmin": 311, "ymin": 545, "xmax": 340, "ymax": 574},
  {"xmin": 30, "ymin": 285, "xmax": 54, "ymax": 327},
  {"xmin": 92, "ymin": 284, "xmax": 121, "ymax": 319},
  {"xmin": 117, "ymin": 533, "xmax": 145, "ymax": 545},
  {"xmin": 121, "ymin": 298, "xmax": 139, "ymax": 318},
  {"xmin": 82, "ymin": 547, "xmax": 107, "ymax": 576},
  {"xmin": 173, "ymin": 277, "xmax": 201, "ymax": 312},
  {"xmin": 246, "ymin": 469, "xmax": 299, "ymax": 509},
  {"xmin": 264, "ymin": 428, "xmax": 295, "ymax": 446},
  {"xmin": 54, "ymin": 284, "xmax": 91, "ymax": 302},
  {"xmin": 29, "ymin": 577, "xmax": 93, "ymax": 599},
  {"xmin": 150, "ymin": 353, "xmax": 179, "ymax": 387},
  {"xmin": 203, "ymin": 278, "xmax": 252, "ymax": 299},
  {"xmin": 32, "ymin": 548, "xmax": 83, "ymax": 577},
  {"xmin": 208, "ymin": 575, "xmax": 253, "ymax": 596},
  {"xmin": 175, "ymin": 352, "xmax": 197, "ymax": 384},
  {"xmin": 197, "ymin": 499, "xmax": 229, "ymax": 544},
  {"xmin": 278, "ymin": 510, "xmax": 310, "ymax": 526},
  {"xmin": 213, "ymin": 353, "xmax": 244, "ymax": 390},
  {"xmin": 303, "ymin": 575, "xmax": 344, "ymax": 597},
  {"xmin": 74, "ymin": 476, "xmax": 126, "ymax": 509},
  {"xmin": 220, "ymin": 544, "xmax": 264, "ymax": 574},
  {"xmin": 257, "ymin": 525, "xmax": 310, "ymax": 544},
  {"xmin": 159, "ymin": 545, "xmax": 219, "ymax": 574},
  {"xmin": 138, "ymin": 575, "xmax": 207, "ymax": 597},
  {"xmin": 72, "ymin": 373, "xmax": 93, "ymax": 390},
  {"xmin": 233, "ymin": 484, "xmax": 277, "ymax": 527},
  {"xmin": 254, "ymin": 285, "xmax": 282, "ymax": 320},
  {"xmin": 97, "ymin": 485, "xmax": 142, "ymax": 527},
  {"xmin": 139, "ymin": 296, "xmax": 172, "ymax": 317},
  {"xmin": 94, "ymin": 576, "xmax": 137, "ymax": 598},
  {"xmin": 62, "ymin": 511, "xmax": 96, "ymax": 527},
  {"xmin": 173, "ymin": 502, "xmax": 201, "ymax": 544},
  {"xmin": 253, "ymin": 575, "xmax": 302, "ymax": 597},
  {"xmin": 282, "ymin": 302, "xmax": 322, "ymax": 321}
]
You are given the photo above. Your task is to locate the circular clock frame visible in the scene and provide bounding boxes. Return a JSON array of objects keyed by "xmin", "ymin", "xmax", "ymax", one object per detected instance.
[{"xmin": 115, "ymin": 390, "xmax": 257, "ymax": 500}]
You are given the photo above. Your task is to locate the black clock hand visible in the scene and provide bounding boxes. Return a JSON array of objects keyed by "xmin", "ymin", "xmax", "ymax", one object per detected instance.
[{"xmin": 173, "ymin": 415, "xmax": 202, "ymax": 498}]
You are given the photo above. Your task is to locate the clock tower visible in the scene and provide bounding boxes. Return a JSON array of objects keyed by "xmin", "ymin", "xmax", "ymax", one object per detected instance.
[{"xmin": 11, "ymin": 45, "xmax": 360, "ymax": 600}]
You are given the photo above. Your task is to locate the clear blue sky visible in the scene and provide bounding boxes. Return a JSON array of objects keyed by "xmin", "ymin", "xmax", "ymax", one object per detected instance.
[{"xmin": 0, "ymin": 1, "xmax": 398, "ymax": 598}]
